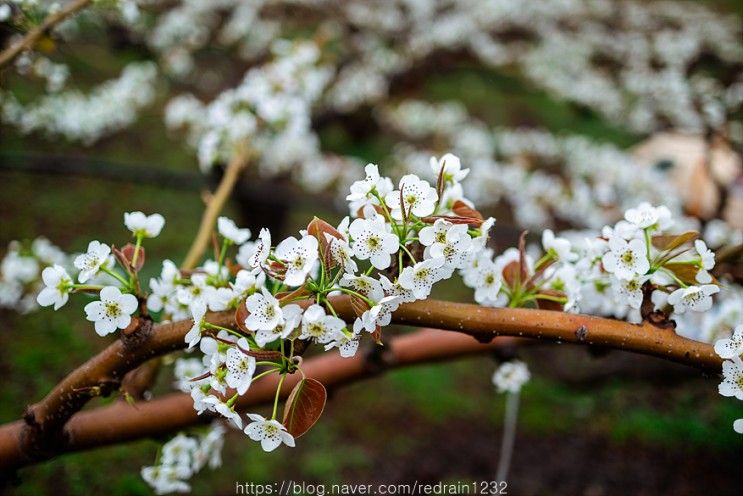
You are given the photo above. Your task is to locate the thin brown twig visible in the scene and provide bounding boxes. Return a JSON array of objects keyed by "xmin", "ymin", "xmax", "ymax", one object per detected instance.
[
  {"xmin": 181, "ymin": 146, "xmax": 252, "ymax": 270},
  {"xmin": 0, "ymin": 0, "xmax": 93, "ymax": 69}
]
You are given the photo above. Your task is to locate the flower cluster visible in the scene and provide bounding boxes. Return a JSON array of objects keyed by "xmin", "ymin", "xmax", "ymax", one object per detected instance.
[
  {"xmin": 141, "ymin": 424, "xmax": 225, "ymax": 495},
  {"xmin": 714, "ymin": 324, "xmax": 743, "ymax": 434}
]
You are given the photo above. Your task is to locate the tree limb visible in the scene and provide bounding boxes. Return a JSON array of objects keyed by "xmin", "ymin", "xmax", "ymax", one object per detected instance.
[
  {"xmin": 0, "ymin": 297, "xmax": 722, "ymax": 472},
  {"xmin": 0, "ymin": 0, "xmax": 93, "ymax": 69}
]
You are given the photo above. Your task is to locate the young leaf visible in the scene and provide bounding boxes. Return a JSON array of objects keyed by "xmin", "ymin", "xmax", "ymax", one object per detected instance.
[
  {"xmin": 282, "ymin": 378, "xmax": 327, "ymax": 438},
  {"xmin": 651, "ymin": 232, "xmax": 699, "ymax": 252}
]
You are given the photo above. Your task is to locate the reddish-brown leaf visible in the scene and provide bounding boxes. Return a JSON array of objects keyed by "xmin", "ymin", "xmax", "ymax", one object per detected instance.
[
  {"xmin": 120, "ymin": 243, "xmax": 146, "ymax": 272},
  {"xmin": 235, "ymin": 300, "xmax": 250, "ymax": 333},
  {"xmin": 651, "ymin": 232, "xmax": 699, "ymax": 252},
  {"xmin": 420, "ymin": 215, "xmax": 482, "ymax": 226},
  {"xmin": 350, "ymin": 295, "xmax": 370, "ymax": 318},
  {"xmin": 282, "ymin": 378, "xmax": 327, "ymax": 438},
  {"xmin": 452, "ymin": 200, "xmax": 484, "ymax": 221},
  {"xmin": 501, "ymin": 260, "xmax": 520, "ymax": 287},
  {"xmin": 664, "ymin": 262, "xmax": 701, "ymax": 285}
]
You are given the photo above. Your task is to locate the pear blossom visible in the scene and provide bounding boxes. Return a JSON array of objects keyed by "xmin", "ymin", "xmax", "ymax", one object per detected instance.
[
  {"xmin": 718, "ymin": 358, "xmax": 743, "ymax": 400},
  {"xmin": 624, "ymin": 203, "xmax": 672, "ymax": 230},
  {"xmin": 419, "ymin": 218, "xmax": 453, "ymax": 247},
  {"xmin": 36, "ymin": 265, "xmax": 73, "ymax": 310},
  {"xmin": 176, "ymin": 274, "xmax": 214, "ymax": 310},
  {"xmin": 542, "ymin": 229, "xmax": 577, "ymax": 262},
  {"xmin": 161, "ymin": 434, "xmax": 199, "ymax": 468},
  {"xmin": 203, "ymin": 396, "xmax": 243, "ymax": 429},
  {"xmin": 74, "ymin": 240, "xmax": 111, "ymax": 283},
  {"xmin": 326, "ymin": 234, "xmax": 357, "ymax": 274},
  {"xmin": 667, "ymin": 284, "xmax": 720, "ymax": 314},
  {"xmin": 348, "ymin": 216, "xmax": 399, "ymax": 270},
  {"xmin": 141, "ymin": 465, "xmax": 191, "ymax": 495},
  {"xmin": 184, "ymin": 300, "xmax": 207, "ymax": 349},
  {"xmin": 217, "ymin": 217, "xmax": 251, "ymax": 244},
  {"xmin": 248, "ymin": 228, "xmax": 271, "ymax": 268},
  {"xmin": 124, "ymin": 211, "xmax": 165, "ymax": 238},
  {"xmin": 384, "ymin": 174, "xmax": 438, "ymax": 220},
  {"xmin": 734, "ymin": 419, "xmax": 743, "ymax": 434},
  {"xmin": 174, "ymin": 358, "xmax": 205, "ymax": 392},
  {"xmin": 339, "ymin": 274, "xmax": 384, "ymax": 302},
  {"xmin": 473, "ymin": 261, "xmax": 503, "ymax": 306},
  {"xmin": 275, "ymin": 235, "xmax": 318, "ymax": 286},
  {"xmin": 245, "ymin": 288, "xmax": 282, "ymax": 331},
  {"xmin": 601, "ymin": 236, "xmax": 649, "ymax": 280},
  {"xmin": 492, "ymin": 360, "xmax": 530, "ymax": 393},
  {"xmin": 613, "ymin": 275, "xmax": 648, "ymax": 309},
  {"xmin": 299, "ymin": 304, "xmax": 346, "ymax": 343},
  {"xmin": 244, "ymin": 415, "xmax": 295, "ymax": 452},
  {"xmin": 346, "ymin": 163, "xmax": 383, "ymax": 202},
  {"xmin": 398, "ymin": 257, "xmax": 445, "ymax": 300},
  {"xmin": 84, "ymin": 286, "xmax": 138, "ymax": 336},
  {"xmin": 427, "ymin": 223, "xmax": 472, "ymax": 270},
  {"xmin": 430, "ymin": 153, "xmax": 469, "ymax": 183},
  {"xmin": 326, "ymin": 331, "xmax": 361, "ymax": 358},
  {"xmin": 254, "ymin": 304, "xmax": 302, "ymax": 347},
  {"xmin": 714, "ymin": 325, "xmax": 743, "ymax": 359},
  {"xmin": 694, "ymin": 239, "xmax": 715, "ymax": 283},
  {"xmin": 225, "ymin": 338, "xmax": 256, "ymax": 395}
]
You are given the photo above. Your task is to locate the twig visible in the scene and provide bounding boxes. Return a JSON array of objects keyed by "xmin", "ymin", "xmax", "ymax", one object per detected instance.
[
  {"xmin": 0, "ymin": 0, "xmax": 93, "ymax": 69},
  {"xmin": 181, "ymin": 146, "xmax": 251, "ymax": 269}
]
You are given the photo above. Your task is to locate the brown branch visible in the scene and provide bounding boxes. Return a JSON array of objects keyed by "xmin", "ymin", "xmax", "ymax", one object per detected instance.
[
  {"xmin": 181, "ymin": 147, "xmax": 252, "ymax": 270},
  {"xmin": 0, "ymin": 0, "xmax": 93, "ymax": 69},
  {"xmin": 0, "ymin": 297, "xmax": 723, "ymax": 472},
  {"xmin": 0, "ymin": 330, "xmax": 515, "ymax": 472}
]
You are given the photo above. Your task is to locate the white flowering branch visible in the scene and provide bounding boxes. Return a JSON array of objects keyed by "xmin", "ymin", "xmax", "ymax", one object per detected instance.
[{"xmin": 0, "ymin": 0, "xmax": 93, "ymax": 69}]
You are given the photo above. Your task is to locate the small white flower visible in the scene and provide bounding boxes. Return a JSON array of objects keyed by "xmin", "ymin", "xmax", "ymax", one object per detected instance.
[
  {"xmin": 601, "ymin": 236, "xmax": 649, "ymax": 280},
  {"xmin": 225, "ymin": 338, "xmax": 256, "ymax": 395},
  {"xmin": 326, "ymin": 234, "xmax": 357, "ymax": 274},
  {"xmin": 124, "ymin": 211, "xmax": 165, "ymax": 238},
  {"xmin": 248, "ymin": 228, "xmax": 271, "ymax": 268},
  {"xmin": 667, "ymin": 284, "xmax": 720, "ymax": 314},
  {"xmin": 419, "ymin": 218, "xmax": 452, "ymax": 247},
  {"xmin": 174, "ymin": 358, "xmax": 205, "ymax": 392},
  {"xmin": 84, "ymin": 286, "xmax": 138, "ymax": 336},
  {"xmin": 326, "ymin": 331, "xmax": 361, "ymax": 358},
  {"xmin": 624, "ymin": 203, "xmax": 672, "ymax": 230},
  {"xmin": 714, "ymin": 325, "xmax": 743, "ymax": 359},
  {"xmin": 430, "ymin": 153, "xmax": 469, "ymax": 183},
  {"xmin": 74, "ymin": 240, "xmax": 111, "ymax": 283},
  {"xmin": 217, "ymin": 216, "xmax": 251, "ymax": 245},
  {"xmin": 613, "ymin": 275, "xmax": 648, "ymax": 310},
  {"xmin": 141, "ymin": 465, "xmax": 191, "ymax": 495},
  {"xmin": 346, "ymin": 163, "xmax": 383, "ymax": 202},
  {"xmin": 339, "ymin": 274, "xmax": 384, "ymax": 302},
  {"xmin": 734, "ymin": 419, "xmax": 743, "ymax": 434},
  {"xmin": 694, "ymin": 239, "xmax": 715, "ymax": 283},
  {"xmin": 300, "ymin": 304, "xmax": 346, "ymax": 343},
  {"xmin": 492, "ymin": 360, "xmax": 530, "ymax": 393},
  {"xmin": 245, "ymin": 288, "xmax": 282, "ymax": 331},
  {"xmin": 398, "ymin": 257, "xmax": 446, "ymax": 300},
  {"xmin": 176, "ymin": 274, "xmax": 215, "ymax": 310},
  {"xmin": 254, "ymin": 304, "xmax": 302, "ymax": 347},
  {"xmin": 244, "ymin": 414, "xmax": 295, "ymax": 452},
  {"xmin": 161, "ymin": 434, "xmax": 199, "ymax": 468},
  {"xmin": 185, "ymin": 301, "xmax": 207, "ymax": 349},
  {"xmin": 718, "ymin": 358, "xmax": 743, "ymax": 400},
  {"xmin": 473, "ymin": 261, "xmax": 503, "ymax": 306},
  {"xmin": 0, "ymin": 4, "xmax": 12, "ymax": 22},
  {"xmin": 426, "ymin": 223, "xmax": 472, "ymax": 270},
  {"xmin": 275, "ymin": 235, "xmax": 318, "ymax": 287},
  {"xmin": 349, "ymin": 216, "xmax": 399, "ymax": 270},
  {"xmin": 203, "ymin": 396, "xmax": 243, "ymax": 429},
  {"xmin": 542, "ymin": 229, "xmax": 577, "ymax": 262},
  {"xmin": 385, "ymin": 174, "xmax": 438, "ymax": 220},
  {"xmin": 36, "ymin": 265, "xmax": 72, "ymax": 310}
]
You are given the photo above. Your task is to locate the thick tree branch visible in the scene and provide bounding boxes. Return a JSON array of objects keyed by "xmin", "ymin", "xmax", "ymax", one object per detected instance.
[
  {"xmin": 0, "ymin": 0, "xmax": 93, "ymax": 69},
  {"xmin": 0, "ymin": 297, "xmax": 722, "ymax": 472}
]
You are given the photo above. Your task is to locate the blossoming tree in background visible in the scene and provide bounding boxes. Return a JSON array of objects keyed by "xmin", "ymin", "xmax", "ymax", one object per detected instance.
[{"xmin": 0, "ymin": 0, "xmax": 742, "ymax": 493}]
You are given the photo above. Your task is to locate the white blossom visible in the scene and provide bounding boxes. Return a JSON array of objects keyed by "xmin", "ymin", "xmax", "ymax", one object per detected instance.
[
  {"xmin": 217, "ymin": 217, "xmax": 251, "ymax": 245},
  {"xmin": 245, "ymin": 288, "xmax": 282, "ymax": 331},
  {"xmin": 385, "ymin": 174, "xmax": 438, "ymax": 220},
  {"xmin": 667, "ymin": 284, "xmax": 720, "ymax": 314},
  {"xmin": 430, "ymin": 153, "xmax": 469, "ymax": 183},
  {"xmin": 492, "ymin": 360, "xmax": 530, "ymax": 393},
  {"xmin": 718, "ymin": 358, "xmax": 743, "ymax": 400},
  {"xmin": 74, "ymin": 240, "xmax": 111, "ymax": 283},
  {"xmin": 225, "ymin": 338, "xmax": 256, "ymax": 395},
  {"xmin": 601, "ymin": 236, "xmax": 649, "ymax": 280},
  {"xmin": 349, "ymin": 215, "xmax": 399, "ymax": 270},
  {"xmin": 36, "ymin": 265, "xmax": 72, "ymax": 310},
  {"xmin": 275, "ymin": 235, "xmax": 318, "ymax": 287},
  {"xmin": 184, "ymin": 300, "xmax": 207, "ymax": 349},
  {"xmin": 84, "ymin": 286, "xmax": 138, "ymax": 336},
  {"xmin": 714, "ymin": 325, "xmax": 743, "ymax": 359},
  {"xmin": 300, "ymin": 304, "xmax": 345, "ymax": 343},
  {"xmin": 244, "ymin": 414, "xmax": 295, "ymax": 452},
  {"xmin": 124, "ymin": 211, "xmax": 165, "ymax": 238},
  {"xmin": 398, "ymin": 257, "xmax": 445, "ymax": 300}
]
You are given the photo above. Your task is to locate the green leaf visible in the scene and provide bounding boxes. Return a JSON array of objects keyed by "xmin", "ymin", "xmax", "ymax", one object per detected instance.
[{"xmin": 282, "ymin": 378, "xmax": 327, "ymax": 438}]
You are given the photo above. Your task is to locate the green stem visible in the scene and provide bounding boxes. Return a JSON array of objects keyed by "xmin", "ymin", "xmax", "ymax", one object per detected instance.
[
  {"xmin": 130, "ymin": 234, "xmax": 143, "ymax": 269},
  {"xmin": 203, "ymin": 322, "xmax": 243, "ymax": 338},
  {"xmin": 252, "ymin": 368, "xmax": 279, "ymax": 383},
  {"xmin": 271, "ymin": 373, "xmax": 287, "ymax": 420},
  {"xmin": 100, "ymin": 266, "xmax": 131, "ymax": 289}
]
